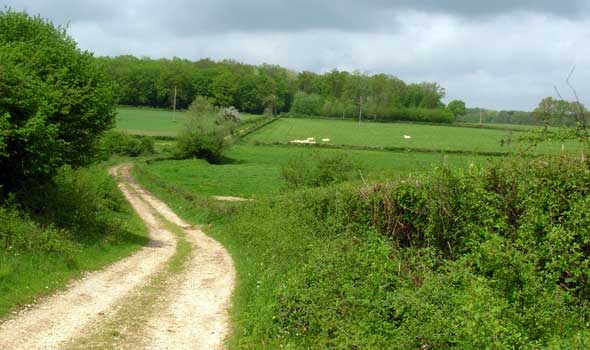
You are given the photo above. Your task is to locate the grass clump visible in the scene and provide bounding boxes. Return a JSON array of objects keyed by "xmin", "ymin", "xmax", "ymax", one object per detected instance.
[{"xmin": 281, "ymin": 152, "xmax": 359, "ymax": 189}]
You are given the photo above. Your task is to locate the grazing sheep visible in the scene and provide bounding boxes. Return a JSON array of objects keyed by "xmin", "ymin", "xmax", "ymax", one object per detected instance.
[
  {"xmin": 290, "ymin": 139, "xmax": 316, "ymax": 145},
  {"xmin": 403, "ymin": 135, "xmax": 412, "ymax": 139},
  {"xmin": 322, "ymin": 138, "xmax": 330, "ymax": 142}
]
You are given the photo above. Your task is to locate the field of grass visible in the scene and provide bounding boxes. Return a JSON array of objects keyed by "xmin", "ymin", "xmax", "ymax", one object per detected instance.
[
  {"xmin": 246, "ymin": 117, "xmax": 577, "ymax": 154},
  {"xmin": 116, "ymin": 106, "xmax": 262, "ymax": 137},
  {"xmin": 138, "ymin": 145, "xmax": 494, "ymax": 198}
]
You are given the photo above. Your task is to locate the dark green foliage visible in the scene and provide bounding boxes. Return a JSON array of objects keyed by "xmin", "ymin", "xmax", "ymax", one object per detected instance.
[
  {"xmin": 447, "ymin": 99, "xmax": 467, "ymax": 118},
  {"xmin": 97, "ymin": 55, "xmax": 448, "ymax": 121},
  {"xmin": 379, "ymin": 107, "xmax": 454, "ymax": 123},
  {"xmin": 208, "ymin": 156, "xmax": 590, "ymax": 348},
  {"xmin": 99, "ymin": 131, "xmax": 154, "ymax": 158},
  {"xmin": 281, "ymin": 152, "xmax": 359, "ymax": 189},
  {"xmin": 0, "ymin": 10, "xmax": 117, "ymax": 194},
  {"xmin": 290, "ymin": 92, "xmax": 325, "ymax": 116},
  {"xmin": 290, "ymin": 92, "xmax": 454, "ymax": 123},
  {"xmin": 175, "ymin": 96, "xmax": 237, "ymax": 162}
]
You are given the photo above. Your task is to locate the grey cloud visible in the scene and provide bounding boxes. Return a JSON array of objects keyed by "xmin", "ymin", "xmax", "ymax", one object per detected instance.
[
  {"xmin": 5, "ymin": 1, "xmax": 589, "ymax": 35},
  {"xmin": 5, "ymin": 1, "xmax": 590, "ymax": 110},
  {"xmin": 117, "ymin": 0, "xmax": 590, "ymax": 35},
  {"xmin": 3, "ymin": 0, "xmax": 120, "ymax": 24}
]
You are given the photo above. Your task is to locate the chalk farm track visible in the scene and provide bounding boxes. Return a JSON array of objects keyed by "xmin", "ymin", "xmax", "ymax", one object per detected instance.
[{"xmin": 0, "ymin": 164, "xmax": 235, "ymax": 350}]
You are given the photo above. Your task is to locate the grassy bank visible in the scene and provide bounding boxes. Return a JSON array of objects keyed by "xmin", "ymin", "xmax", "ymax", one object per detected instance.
[
  {"xmin": 135, "ymin": 155, "xmax": 590, "ymax": 349},
  {"xmin": 0, "ymin": 165, "xmax": 149, "ymax": 317}
]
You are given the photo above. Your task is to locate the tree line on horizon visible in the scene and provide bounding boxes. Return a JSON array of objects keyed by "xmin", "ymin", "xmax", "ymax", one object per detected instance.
[{"xmin": 96, "ymin": 56, "xmax": 463, "ymax": 123}]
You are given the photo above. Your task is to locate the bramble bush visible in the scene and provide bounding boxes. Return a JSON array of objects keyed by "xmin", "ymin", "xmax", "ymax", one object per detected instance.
[{"xmin": 217, "ymin": 155, "xmax": 590, "ymax": 349}]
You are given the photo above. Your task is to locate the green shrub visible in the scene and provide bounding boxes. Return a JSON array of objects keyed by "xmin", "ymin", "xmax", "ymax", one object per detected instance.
[
  {"xmin": 281, "ymin": 152, "xmax": 359, "ymax": 189},
  {"xmin": 99, "ymin": 131, "xmax": 154, "ymax": 158},
  {"xmin": 175, "ymin": 96, "xmax": 237, "ymax": 163},
  {"xmin": 0, "ymin": 10, "xmax": 116, "ymax": 194}
]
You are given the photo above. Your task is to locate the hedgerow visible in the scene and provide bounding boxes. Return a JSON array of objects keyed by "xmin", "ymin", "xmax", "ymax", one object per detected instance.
[{"xmin": 213, "ymin": 155, "xmax": 590, "ymax": 349}]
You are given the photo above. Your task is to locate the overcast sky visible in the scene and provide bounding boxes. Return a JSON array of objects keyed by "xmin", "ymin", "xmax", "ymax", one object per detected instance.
[{"xmin": 5, "ymin": 1, "xmax": 590, "ymax": 110}]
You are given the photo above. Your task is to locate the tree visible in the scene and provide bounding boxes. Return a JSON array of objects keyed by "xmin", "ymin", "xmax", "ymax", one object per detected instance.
[
  {"xmin": 175, "ymin": 96, "xmax": 238, "ymax": 163},
  {"xmin": 447, "ymin": 100, "xmax": 467, "ymax": 119},
  {"xmin": 211, "ymin": 70, "xmax": 238, "ymax": 107},
  {"xmin": 419, "ymin": 82, "xmax": 446, "ymax": 108},
  {"xmin": 290, "ymin": 92, "xmax": 324, "ymax": 116},
  {"xmin": 0, "ymin": 10, "xmax": 116, "ymax": 194},
  {"xmin": 344, "ymin": 71, "xmax": 369, "ymax": 122}
]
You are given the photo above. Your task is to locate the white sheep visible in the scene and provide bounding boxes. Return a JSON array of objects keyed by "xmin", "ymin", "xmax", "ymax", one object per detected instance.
[{"xmin": 290, "ymin": 139, "xmax": 316, "ymax": 145}]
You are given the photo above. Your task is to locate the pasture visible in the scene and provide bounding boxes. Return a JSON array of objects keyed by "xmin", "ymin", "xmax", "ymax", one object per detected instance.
[
  {"xmin": 116, "ymin": 106, "xmax": 182, "ymax": 136},
  {"xmin": 245, "ymin": 117, "xmax": 576, "ymax": 154},
  {"xmin": 138, "ymin": 145, "xmax": 492, "ymax": 198}
]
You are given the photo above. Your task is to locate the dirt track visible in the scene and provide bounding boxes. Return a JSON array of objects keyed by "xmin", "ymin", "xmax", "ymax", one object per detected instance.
[{"xmin": 0, "ymin": 164, "xmax": 235, "ymax": 349}]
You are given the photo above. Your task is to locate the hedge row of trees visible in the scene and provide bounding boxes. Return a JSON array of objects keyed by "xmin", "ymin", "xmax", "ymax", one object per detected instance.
[
  {"xmin": 97, "ymin": 56, "xmax": 457, "ymax": 122},
  {"xmin": 460, "ymin": 98, "xmax": 587, "ymax": 127},
  {"xmin": 459, "ymin": 108, "xmax": 537, "ymax": 125}
]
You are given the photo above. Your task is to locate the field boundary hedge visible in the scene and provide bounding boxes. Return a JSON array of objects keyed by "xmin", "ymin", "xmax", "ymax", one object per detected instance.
[
  {"xmin": 251, "ymin": 141, "xmax": 512, "ymax": 157},
  {"xmin": 279, "ymin": 113, "xmax": 532, "ymax": 132},
  {"xmin": 235, "ymin": 116, "xmax": 279, "ymax": 140}
]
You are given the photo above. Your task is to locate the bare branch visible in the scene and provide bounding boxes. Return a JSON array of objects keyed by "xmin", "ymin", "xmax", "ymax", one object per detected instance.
[
  {"xmin": 565, "ymin": 65, "xmax": 588, "ymax": 128},
  {"xmin": 553, "ymin": 85, "xmax": 565, "ymax": 101}
]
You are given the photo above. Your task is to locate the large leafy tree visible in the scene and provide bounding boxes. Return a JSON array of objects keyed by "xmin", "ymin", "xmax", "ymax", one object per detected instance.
[
  {"xmin": 447, "ymin": 100, "xmax": 467, "ymax": 119},
  {"xmin": 0, "ymin": 10, "xmax": 116, "ymax": 193}
]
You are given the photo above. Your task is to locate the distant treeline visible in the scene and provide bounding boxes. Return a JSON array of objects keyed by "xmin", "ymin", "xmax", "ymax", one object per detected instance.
[
  {"xmin": 459, "ymin": 105, "xmax": 587, "ymax": 127},
  {"xmin": 96, "ymin": 56, "xmax": 453, "ymax": 123},
  {"xmin": 458, "ymin": 108, "xmax": 537, "ymax": 125}
]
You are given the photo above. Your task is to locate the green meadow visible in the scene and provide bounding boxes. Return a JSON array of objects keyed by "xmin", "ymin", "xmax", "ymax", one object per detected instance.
[
  {"xmin": 139, "ymin": 145, "xmax": 492, "ymax": 198},
  {"xmin": 245, "ymin": 117, "xmax": 577, "ymax": 154}
]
